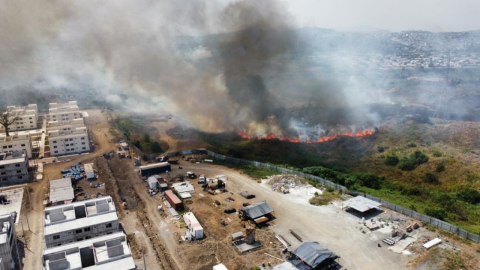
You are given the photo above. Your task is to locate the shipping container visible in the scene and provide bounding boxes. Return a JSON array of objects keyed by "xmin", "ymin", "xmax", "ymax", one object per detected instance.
[{"xmin": 165, "ymin": 190, "xmax": 183, "ymax": 210}]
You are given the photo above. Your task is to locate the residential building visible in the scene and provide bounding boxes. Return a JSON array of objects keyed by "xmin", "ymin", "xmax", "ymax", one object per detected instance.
[
  {"xmin": 49, "ymin": 178, "xmax": 74, "ymax": 206},
  {"xmin": 47, "ymin": 118, "xmax": 85, "ymax": 131},
  {"xmin": 0, "ymin": 151, "xmax": 30, "ymax": 186},
  {"xmin": 0, "ymin": 213, "xmax": 18, "ymax": 270},
  {"xmin": 48, "ymin": 101, "xmax": 82, "ymax": 122},
  {"xmin": 42, "ymin": 232, "xmax": 136, "ymax": 270},
  {"xmin": 48, "ymin": 127, "xmax": 90, "ymax": 156},
  {"xmin": 0, "ymin": 104, "xmax": 38, "ymax": 132},
  {"xmin": 0, "ymin": 132, "xmax": 33, "ymax": 158},
  {"xmin": 44, "ymin": 197, "xmax": 120, "ymax": 248}
]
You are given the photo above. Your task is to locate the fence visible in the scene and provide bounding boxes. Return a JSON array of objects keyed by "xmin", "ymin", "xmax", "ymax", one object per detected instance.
[{"xmin": 164, "ymin": 148, "xmax": 480, "ymax": 243}]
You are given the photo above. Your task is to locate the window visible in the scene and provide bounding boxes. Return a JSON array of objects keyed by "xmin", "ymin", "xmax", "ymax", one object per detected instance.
[
  {"xmin": 53, "ymin": 140, "xmax": 57, "ymax": 143},
  {"xmin": 2, "ymin": 146, "xmax": 6, "ymax": 149},
  {"xmin": 53, "ymin": 235, "xmax": 60, "ymax": 240},
  {"xmin": 54, "ymin": 151, "xmax": 58, "ymax": 154},
  {"xmin": 53, "ymin": 146, "xmax": 57, "ymax": 149},
  {"xmin": 81, "ymin": 137, "xmax": 85, "ymax": 140},
  {"xmin": 0, "ymin": 166, "xmax": 3, "ymax": 169},
  {"xmin": 81, "ymin": 142, "xmax": 85, "ymax": 145},
  {"xmin": 8, "ymin": 146, "xmax": 12, "ymax": 148},
  {"xmin": 84, "ymin": 227, "xmax": 91, "ymax": 232},
  {"xmin": 82, "ymin": 147, "xmax": 86, "ymax": 150},
  {"xmin": 2, "ymin": 178, "xmax": 7, "ymax": 181},
  {"xmin": 0, "ymin": 172, "xmax": 5, "ymax": 175},
  {"xmin": 29, "ymin": 117, "xmax": 32, "ymax": 120},
  {"xmin": 21, "ymin": 144, "xmax": 25, "ymax": 147},
  {"xmin": 75, "ymin": 229, "xmax": 82, "ymax": 234},
  {"xmin": 65, "ymin": 144, "xmax": 69, "ymax": 146},
  {"xmin": 15, "ymin": 164, "xmax": 20, "ymax": 167},
  {"xmin": 64, "ymin": 139, "xmax": 68, "ymax": 142},
  {"xmin": 106, "ymin": 223, "xmax": 112, "ymax": 228},
  {"xmin": 69, "ymin": 139, "xmax": 73, "ymax": 141},
  {"xmin": 18, "ymin": 176, "xmax": 22, "ymax": 179},
  {"xmin": 85, "ymin": 236, "xmax": 91, "ymax": 240},
  {"xmin": 30, "ymin": 121, "xmax": 33, "ymax": 124}
]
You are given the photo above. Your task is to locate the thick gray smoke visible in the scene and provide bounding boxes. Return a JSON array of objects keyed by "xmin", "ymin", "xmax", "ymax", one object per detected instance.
[{"xmin": 0, "ymin": 0, "xmax": 381, "ymax": 138}]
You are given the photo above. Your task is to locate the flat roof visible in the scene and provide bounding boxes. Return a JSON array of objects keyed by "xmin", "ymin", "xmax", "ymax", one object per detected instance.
[
  {"xmin": 139, "ymin": 162, "xmax": 170, "ymax": 170},
  {"xmin": 0, "ymin": 151, "xmax": 27, "ymax": 166},
  {"xmin": 45, "ymin": 212, "xmax": 118, "ymax": 236},
  {"xmin": 50, "ymin": 178, "xmax": 72, "ymax": 189},
  {"xmin": 43, "ymin": 232, "xmax": 135, "ymax": 270},
  {"xmin": 0, "ymin": 188, "xmax": 24, "ymax": 224},
  {"xmin": 342, "ymin": 196, "xmax": 382, "ymax": 213}
]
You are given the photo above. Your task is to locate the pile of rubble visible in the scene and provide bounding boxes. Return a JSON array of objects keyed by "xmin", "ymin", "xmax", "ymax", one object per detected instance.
[{"xmin": 268, "ymin": 175, "xmax": 306, "ymax": 194}]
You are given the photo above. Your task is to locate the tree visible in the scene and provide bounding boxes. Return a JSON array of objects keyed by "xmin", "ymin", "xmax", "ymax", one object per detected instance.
[
  {"xmin": 150, "ymin": 141, "xmax": 162, "ymax": 153},
  {"xmin": 385, "ymin": 155, "xmax": 399, "ymax": 166},
  {"xmin": 424, "ymin": 172, "xmax": 439, "ymax": 184},
  {"xmin": 457, "ymin": 188, "xmax": 480, "ymax": 205},
  {"xmin": 0, "ymin": 109, "xmax": 19, "ymax": 136}
]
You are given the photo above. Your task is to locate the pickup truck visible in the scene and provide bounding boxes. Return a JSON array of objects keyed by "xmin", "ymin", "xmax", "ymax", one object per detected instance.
[{"xmin": 198, "ymin": 175, "xmax": 206, "ymax": 184}]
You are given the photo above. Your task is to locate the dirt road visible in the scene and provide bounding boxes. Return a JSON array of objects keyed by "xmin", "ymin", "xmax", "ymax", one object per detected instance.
[{"xmin": 179, "ymin": 162, "xmax": 409, "ymax": 270}]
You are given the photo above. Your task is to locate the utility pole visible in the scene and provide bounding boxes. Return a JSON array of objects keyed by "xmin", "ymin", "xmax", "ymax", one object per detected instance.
[
  {"xmin": 25, "ymin": 214, "xmax": 31, "ymax": 232},
  {"xmin": 26, "ymin": 185, "xmax": 32, "ymax": 211},
  {"xmin": 142, "ymin": 246, "xmax": 147, "ymax": 270}
]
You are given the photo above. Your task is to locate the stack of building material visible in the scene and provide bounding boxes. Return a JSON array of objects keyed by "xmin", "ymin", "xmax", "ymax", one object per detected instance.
[{"xmin": 61, "ymin": 163, "xmax": 85, "ymax": 181}]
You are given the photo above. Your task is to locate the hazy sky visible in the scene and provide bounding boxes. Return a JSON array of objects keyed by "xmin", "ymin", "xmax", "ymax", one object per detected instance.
[{"xmin": 285, "ymin": 0, "xmax": 480, "ymax": 32}]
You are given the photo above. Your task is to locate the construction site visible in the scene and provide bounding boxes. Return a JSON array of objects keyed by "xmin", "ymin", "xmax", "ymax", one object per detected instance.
[{"xmin": 10, "ymin": 109, "xmax": 476, "ymax": 270}]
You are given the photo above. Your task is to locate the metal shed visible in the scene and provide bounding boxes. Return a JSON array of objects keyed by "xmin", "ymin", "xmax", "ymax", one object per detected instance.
[
  {"xmin": 342, "ymin": 196, "xmax": 382, "ymax": 213},
  {"xmin": 240, "ymin": 201, "xmax": 273, "ymax": 221}
]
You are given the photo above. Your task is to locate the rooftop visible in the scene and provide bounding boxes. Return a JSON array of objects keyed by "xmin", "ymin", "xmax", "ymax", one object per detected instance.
[
  {"xmin": 139, "ymin": 162, "xmax": 170, "ymax": 170},
  {"xmin": 240, "ymin": 201, "xmax": 274, "ymax": 219},
  {"xmin": 44, "ymin": 196, "xmax": 117, "ymax": 236},
  {"xmin": 49, "ymin": 178, "xmax": 74, "ymax": 204},
  {"xmin": 43, "ymin": 232, "xmax": 135, "ymax": 270},
  {"xmin": 342, "ymin": 196, "xmax": 382, "ymax": 213},
  {"xmin": 0, "ymin": 151, "xmax": 27, "ymax": 166}
]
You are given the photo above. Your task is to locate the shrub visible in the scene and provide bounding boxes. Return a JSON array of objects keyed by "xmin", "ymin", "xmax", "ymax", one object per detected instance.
[
  {"xmin": 377, "ymin": 146, "xmax": 385, "ymax": 153},
  {"xmin": 406, "ymin": 142, "xmax": 417, "ymax": 148},
  {"xmin": 433, "ymin": 150, "xmax": 443, "ymax": 157},
  {"xmin": 326, "ymin": 186, "xmax": 335, "ymax": 193},
  {"xmin": 425, "ymin": 208, "xmax": 447, "ymax": 220},
  {"xmin": 398, "ymin": 157, "xmax": 416, "ymax": 171},
  {"xmin": 457, "ymin": 188, "xmax": 480, "ymax": 204},
  {"xmin": 385, "ymin": 155, "xmax": 399, "ymax": 166},
  {"xmin": 435, "ymin": 162, "xmax": 445, "ymax": 172},
  {"xmin": 412, "ymin": 150, "xmax": 429, "ymax": 164},
  {"xmin": 424, "ymin": 172, "xmax": 439, "ymax": 184}
]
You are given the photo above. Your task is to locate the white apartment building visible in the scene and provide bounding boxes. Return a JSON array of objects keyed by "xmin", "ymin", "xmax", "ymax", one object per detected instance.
[
  {"xmin": 42, "ymin": 232, "xmax": 136, "ymax": 270},
  {"xmin": 48, "ymin": 101, "xmax": 82, "ymax": 122},
  {"xmin": 0, "ymin": 213, "xmax": 18, "ymax": 270},
  {"xmin": 0, "ymin": 151, "xmax": 29, "ymax": 186},
  {"xmin": 44, "ymin": 197, "xmax": 120, "ymax": 248},
  {"xmin": 0, "ymin": 132, "xmax": 33, "ymax": 158},
  {"xmin": 0, "ymin": 104, "xmax": 38, "ymax": 132},
  {"xmin": 48, "ymin": 127, "xmax": 90, "ymax": 156},
  {"xmin": 47, "ymin": 118, "xmax": 85, "ymax": 131}
]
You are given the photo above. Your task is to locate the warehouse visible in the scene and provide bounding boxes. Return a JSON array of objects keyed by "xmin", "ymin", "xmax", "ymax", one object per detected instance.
[
  {"xmin": 139, "ymin": 162, "xmax": 171, "ymax": 176},
  {"xmin": 277, "ymin": 241, "xmax": 339, "ymax": 270}
]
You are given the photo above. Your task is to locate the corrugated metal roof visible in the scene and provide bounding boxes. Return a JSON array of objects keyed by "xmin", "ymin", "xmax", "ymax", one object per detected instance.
[
  {"xmin": 292, "ymin": 241, "xmax": 338, "ymax": 268},
  {"xmin": 240, "ymin": 201, "xmax": 273, "ymax": 219},
  {"xmin": 342, "ymin": 196, "xmax": 382, "ymax": 213}
]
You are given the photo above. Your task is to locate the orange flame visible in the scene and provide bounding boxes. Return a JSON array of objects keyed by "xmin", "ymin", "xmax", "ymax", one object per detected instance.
[{"xmin": 238, "ymin": 128, "xmax": 375, "ymax": 144}]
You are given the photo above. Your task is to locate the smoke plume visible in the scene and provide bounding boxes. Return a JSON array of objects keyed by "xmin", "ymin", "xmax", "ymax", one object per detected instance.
[{"xmin": 0, "ymin": 0, "xmax": 382, "ymax": 139}]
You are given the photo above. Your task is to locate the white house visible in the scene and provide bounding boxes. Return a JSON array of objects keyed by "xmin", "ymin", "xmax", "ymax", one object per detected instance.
[
  {"xmin": 0, "ymin": 132, "xmax": 33, "ymax": 158},
  {"xmin": 0, "ymin": 151, "xmax": 29, "ymax": 186},
  {"xmin": 48, "ymin": 127, "xmax": 90, "ymax": 156},
  {"xmin": 0, "ymin": 104, "xmax": 38, "ymax": 132}
]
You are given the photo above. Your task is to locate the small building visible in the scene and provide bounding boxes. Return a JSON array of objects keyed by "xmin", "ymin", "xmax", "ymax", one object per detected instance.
[
  {"xmin": 44, "ymin": 196, "xmax": 119, "ymax": 248},
  {"xmin": 164, "ymin": 190, "xmax": 183, "ymax": 210},
  {"xmin": 84, "ymin": 163, "xmax": 95, "ymax": 180},
  {"xmin": 0, "ymin": 212, "xmax": 18, "ymax": 270},
  {"xmin": 183, "ymin": 212, "xmax": 203, "ymax": 240},
  {"xmin": 139, "ymin": 162, "xmax": 171, "ymax": 176},
  {"xmin": 42, "ymin": 232, "xmax": 136, "ymax": 270},
  {"xmin": 0, "ymin": 151, "xmax": 30, "ymax": 186},
  {"xmin": 283, "ymin": 241, "xmax": 339, "ymax": 270},
  {"xmin": 239, "ymin": 201, "xmax": 274, "ymax": 224},
  {"xmin": 342, "ymin": 196, "xmax": 382, "ymax": 216},
  {"xmin": 147, "ymin": 177, "xmax": 159, "ymax": 190},
  {"xmin": 159, "ymin": 183, "xmax": 168, "ymax": 192},
  {"xmin": 49, "ymin": 178, "xmax": 74, "ymax": 205},
  {"xmin": 172, "ymin": 181, "xmax": 195, "ymax": 194}
]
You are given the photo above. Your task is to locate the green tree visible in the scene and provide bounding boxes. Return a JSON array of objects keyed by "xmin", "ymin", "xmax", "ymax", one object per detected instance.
[
  {"xmin": 150, "ymin": 141, "xmax": 163, "ymax": 153},
  {"xmin": 143, "ymin": 133, "xmax": 151, "ymax": 143},
  {"xmin": 425, "ymin": 208, "xmax": 447, "ymax": 220}
]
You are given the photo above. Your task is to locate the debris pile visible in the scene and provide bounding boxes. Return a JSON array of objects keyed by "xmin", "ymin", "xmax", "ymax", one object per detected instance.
[{"xmin": 268, "ymin": 175, "xmax": 306, "ymax": 194}]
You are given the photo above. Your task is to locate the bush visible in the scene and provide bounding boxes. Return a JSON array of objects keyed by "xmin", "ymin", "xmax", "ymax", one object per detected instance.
[
  {"xmin": 412, "ymin": 150, "xmax": 429, "ymax": 164},
  {"xmin": 457, "ymin": 188, "xmax": 480, "ymax": 204},
  {"xmin": 398, "ymin": 157, "xmax": 416, "ymax": 171},
  {"xmin": 385, "ymin": 155, "xmax": 399, "ymax": 166},
  {"xmin": 377, "ymin": 146, "xmax": 385, "ymax": 153},
  {"xmin": 433, "ymin": 150, "xmax": 443, "ymax": 157},
  {"xmin": 436, "ymin": 162, "xmax": 445, "ymax": 172},
  {"xmin": 424, "ymin": 172, "xmax": 439, "ymax": 184},
  {"xmin": 425, "ymin": 208, "xmax": 447, "ymax": 220},
  {"xmin": 326, "ymin": 186, "xmax": 335, "ymax": 193},
  {"xmin": 406, "ymin": 142, "xmax": 417, "ymax": 148}
]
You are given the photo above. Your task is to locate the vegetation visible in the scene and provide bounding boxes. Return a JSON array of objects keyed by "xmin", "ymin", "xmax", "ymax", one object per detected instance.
[
  {"xmin": 385, "ymin": 155, "xmax": 399, "ymax": 166},
  {"xmin": 309, "ymin": 189, "xmax": 341, "ymax": 206},
  {"xmin": 398, "ymin": 150, "xmax": 429, "ymax": 171},
  {"xmin": 424, "ymin": 172, "xmax": 439, "ymax": 184},
  {"xmin": 115, "ymin": 117, "xmax": 163, "ymax": 154}
]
